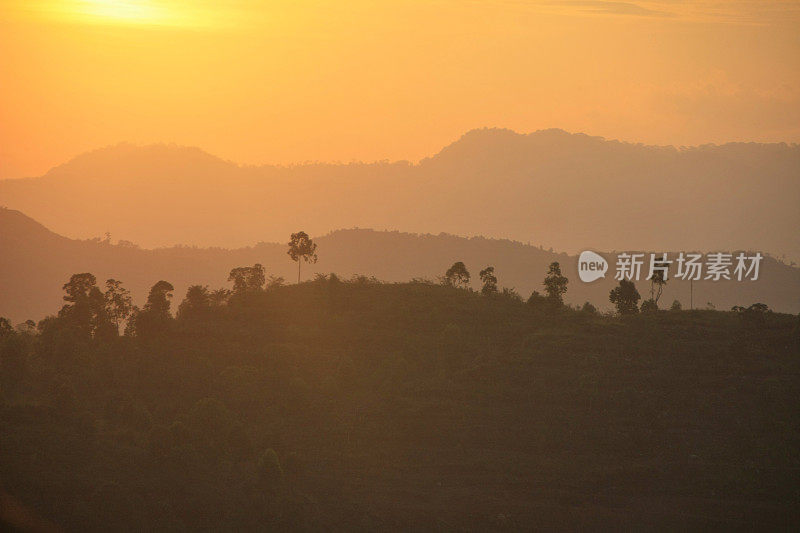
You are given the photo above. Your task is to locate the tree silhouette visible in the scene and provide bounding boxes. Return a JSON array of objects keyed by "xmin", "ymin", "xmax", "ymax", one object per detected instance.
[
  {"xmin": 287, "ymin": 232, "xmax": 318, "ymax": 283},
  {"xmin": 145, "ymin": 281, "xmax": 175, "ymax": 316},
  {"xmin": 104, "ymin": 279, "xmax": 133, "ymax": 332},
  {"xmin": 733, "ymin": 302, "xmax": 771, "ymax": 328},
  {"xmin": 228, "ymin": 264, "xmax": 266, "ymax": 294},
  {"xmin": 131, "ymin": 280, "xmax": 175, "ymax": 338},
  {"xmin": 648, "ymin": 257, "xmax": 668, "ymax": 305},
  {"xmin": 640, "ymin": 299, "xmax": 658, "ymax": 313},
  {"xmin": 0, "ymin": 317, "xmax": 14, "ymax": 338},
  {"xmin": 444, "ymin": 262, "xmax": 470, "ymax": 289},
  {"xmin": 177, "ymin": 285, "xmax": 212, "ymax": 321},
  {"xmin": 543, "ymin": 262, "xmax": 568, "ymax": 306},
  {"xmin": 59, "ymin": 273, "xmax": 109, "ymax": 337},
  {"xmin": 479, "ymin": 266, "xmax": 498, "ymax": 295},
  {"xmin": 62, "ymin": 273, "xmax": 97, "ymax": 305},
  {"xmin": 609, "ymin": 279, "xmax": 641, "ymax": 315}
]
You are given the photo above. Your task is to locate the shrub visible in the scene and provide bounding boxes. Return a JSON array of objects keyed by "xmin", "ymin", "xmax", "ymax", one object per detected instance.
[{"xmin": 640, "ymin": 299, "xmax": 658, "ymax": 313}]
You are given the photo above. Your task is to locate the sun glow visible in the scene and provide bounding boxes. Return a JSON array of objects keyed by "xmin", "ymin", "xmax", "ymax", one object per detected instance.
[
  {"xmin": 21, "ymin": 0, "xmax": 210, "ymax": 27},
  {"xmin": 76, "ymin": 0, "xmax": 165, "ymax": 23}
]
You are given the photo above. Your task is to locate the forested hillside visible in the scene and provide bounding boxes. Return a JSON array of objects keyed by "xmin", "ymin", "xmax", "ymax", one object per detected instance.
[
  {"xmin": 2, "ymin": 208, "xmax": 799, "ymax": 323},
  {"xmin": 1, "ymin": 275, "xmax": 799, "ymax": 530}
]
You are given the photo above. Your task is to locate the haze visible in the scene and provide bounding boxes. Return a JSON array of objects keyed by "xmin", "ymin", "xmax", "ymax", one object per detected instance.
[{"xmin": 2, "ymin": 0, "xmax": 799, "ymax": 178}]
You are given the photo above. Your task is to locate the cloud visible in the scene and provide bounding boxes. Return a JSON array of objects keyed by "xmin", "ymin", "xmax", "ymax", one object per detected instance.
[
  {"xmin": 511, "ymin": 1, "xmax": 800, "ymax": 24},
  {"xmin": 555, "ymin": 1, "xmax": 674, "ymax": 18}
]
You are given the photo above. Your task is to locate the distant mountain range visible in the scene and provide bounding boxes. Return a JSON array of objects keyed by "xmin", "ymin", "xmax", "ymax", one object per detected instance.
[
  {"xmin": 1, "ymin": 128, "xmax": 798, "ymax": 262},
  {"xmin": 1, "ymin": 207, "xmax": 798, "ymax": 323}
]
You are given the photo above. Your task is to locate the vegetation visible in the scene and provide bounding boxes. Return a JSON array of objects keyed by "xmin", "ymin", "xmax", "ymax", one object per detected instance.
[
  {"xmin": 287, "ymin": 232, "xmax": 318, "ymax": 284},
  {"xmin": 1, "ymin": 266, "xmax": 798, "ymax": 530},
  {"xmin": 478, "ymin": 266, "xmax": 498, "ymax": 295},
  {"xmin": 609, "ymin": 279, "xmax": 642, "ymax": 315},
  {"xmin": 543, "ymin": 261, "xmax": 569, "ymax": 306},
  {"xmin": 443, "ymin": 261, "xmax": 470, "ymax": 289}
]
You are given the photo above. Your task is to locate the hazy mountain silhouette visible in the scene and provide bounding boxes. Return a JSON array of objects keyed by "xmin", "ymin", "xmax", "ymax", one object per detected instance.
[
  {"xmin": 1, "ymin": 207, "xmax": 797, "ymax": 323},
  {"xmin": 1, "ymin": 129, "xmax": 798, "ymax": 262}
]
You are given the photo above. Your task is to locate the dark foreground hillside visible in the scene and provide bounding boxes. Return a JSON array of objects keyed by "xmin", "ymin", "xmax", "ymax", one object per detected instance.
[{"xmin": 1, "ymin": 278, "xmax": 799, "ymax": 530}]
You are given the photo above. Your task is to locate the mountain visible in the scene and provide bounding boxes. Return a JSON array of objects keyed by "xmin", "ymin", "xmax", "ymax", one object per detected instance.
[
  {"xmin": 1, "ymin": 129, "xmax": 798, "ymax": 261},
  {"xmin": 1, "ymin": 208, "xmax": 798, "ymax": 323}
]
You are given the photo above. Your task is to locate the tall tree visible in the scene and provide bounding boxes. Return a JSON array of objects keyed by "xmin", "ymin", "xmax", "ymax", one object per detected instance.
[
  {"xmin": 287, "ymin": 232, "xmax": 318, "ymax": 283},
  {"xmin": 104, "ymin": 279, "xmax": 133, "ymax": 332},
  {"xmin": 444, "ymin": 262, "xmax": 470, "ymax": 289},
  {"xmin": 543, "ymin": 262, "xmax": 568, "ymax": 306},
  {"xmin": 479, "ymin": 266, "xmax": 498, "ymax": 295},
  {"xmin": 648, "ymin": 256, "xmax": 669, "ymax": 306}
]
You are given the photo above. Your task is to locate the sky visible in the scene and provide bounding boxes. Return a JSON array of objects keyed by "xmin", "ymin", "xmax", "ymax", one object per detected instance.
[{"xmin": 1, "ymin": 0, "xmax": 799, "ymax": 178}]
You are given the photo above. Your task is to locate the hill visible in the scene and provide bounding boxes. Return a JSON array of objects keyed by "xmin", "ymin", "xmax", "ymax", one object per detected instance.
[
  {"xmin": 1, "ymin": 208, "xmax": 799, "ymax": 323},
  {"xmin": 2, "ymin": 279, "xmax": 799, "ymax": 530},
  {"xmin": 1, "ymin": 129, "xmax": 798, "ymax": 261}
]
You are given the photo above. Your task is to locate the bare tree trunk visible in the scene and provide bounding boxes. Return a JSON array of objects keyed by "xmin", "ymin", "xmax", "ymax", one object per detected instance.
[{"xmin": 298, "ymin": 260, "xmax": 301, "ymax": 284}]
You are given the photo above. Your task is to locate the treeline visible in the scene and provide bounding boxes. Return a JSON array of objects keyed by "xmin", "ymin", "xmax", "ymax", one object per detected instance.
[{"xmin": 0, "ymin": 255, "xmax": 782, "ymax": 347}]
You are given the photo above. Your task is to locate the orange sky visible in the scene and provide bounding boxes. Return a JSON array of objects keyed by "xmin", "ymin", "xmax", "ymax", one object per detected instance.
[{"xmin": 1, "ymin": 0, "xmax": 799, "ymax": 178}]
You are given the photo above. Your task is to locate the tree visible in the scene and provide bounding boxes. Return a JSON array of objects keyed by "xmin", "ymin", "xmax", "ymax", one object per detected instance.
[
  {"xmin": 527, "ymin": 290, "xmax": 548, "ymax": 311},
  {"xmin": 59, "ymin": 273, "xmax": 110, "ymax": 338},
  {"xmin": 287, "ymin": 232, "xmax": 318, "ymax": 283},
  {"xmin": 648, "ymin": 257, "xmax": 668, "ymax": 305},
  {"xmin": 266, "ymin": 275, "xmax": 285, "ymax": 290},
  {"xmin": 733, "ymin": 303, "xmax": 771, "ymax": 328},
  {"xmin": 670, "ymin": 300, "xmax": 682, "ymax": 311},
  {"xmin": 209, "ymin": 288, "xmax": 230, "ymax": 307},
  {"xmin": 132, "ymin": 281, "xmax": 175, "ymax": 338},
  {"xmin": 0, "ymin": 317, "xmax": 13, "ymax": 339},
  {"xmin": 443, "ymin": 262, "xmax": 470, "ymax": 289},
  {"xmin": 177, "ymin": 285, "xmax": 212, "ymax": 321},
  {"xmin": 228, "ymin": 264, "xmax": 266, "ymax": 295},
  {"xmin": 640, "ymin": 299, "xmax": 658, "ymax": 313},
  {"xmin": 62, "ymin": 273, "xmax": 97, "ymax": 306},
  {"xmin": 59, "ymin": 273, "xmax": 97, "ymax": 334},
  {"xmin": 500, "ymin": 287, "xmax": 522, "ymax": 302},
  {"xmin": 543, "ymin": 262, "xmax": 568, "ymax": 306},
  {"xmin": 609, "ymin": 279, "xmax": 641, "ymax": 315},
  {"xmin": 145, "ymin": 281, "xmax": 175, "ymax": 316},
  {"xmin": 479, "ymin": 266, "xmax": 498, "ymax": 295},
  {"xmin": 17, "ymin": 319, "xmax": 36, "ymax": 335},
  {"xmin": 104, "ymin": 279, "xmax": 133, "ymax": 332}
]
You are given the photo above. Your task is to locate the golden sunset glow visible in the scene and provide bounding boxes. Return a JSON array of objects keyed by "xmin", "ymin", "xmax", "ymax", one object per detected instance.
[
  {"xmin": 72, "ymin": 0, "xmax": 168, "ymax": 24},
  {"xmin": 11, "ymin": 0, "xmax": 216, "ymax": 27},
  {"xmin": 1, "ymin": 1, "xmax": 798, "ymax": 178}
]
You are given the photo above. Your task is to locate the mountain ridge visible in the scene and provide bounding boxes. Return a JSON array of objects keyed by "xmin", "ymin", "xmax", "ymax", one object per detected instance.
[
  {"xmin": 1, "ymin": 128, "xmax": 797, "ymax": 261},
  {"xmin": 7, "ymin": 127, "xmax": 799, "ymax": 183}
]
